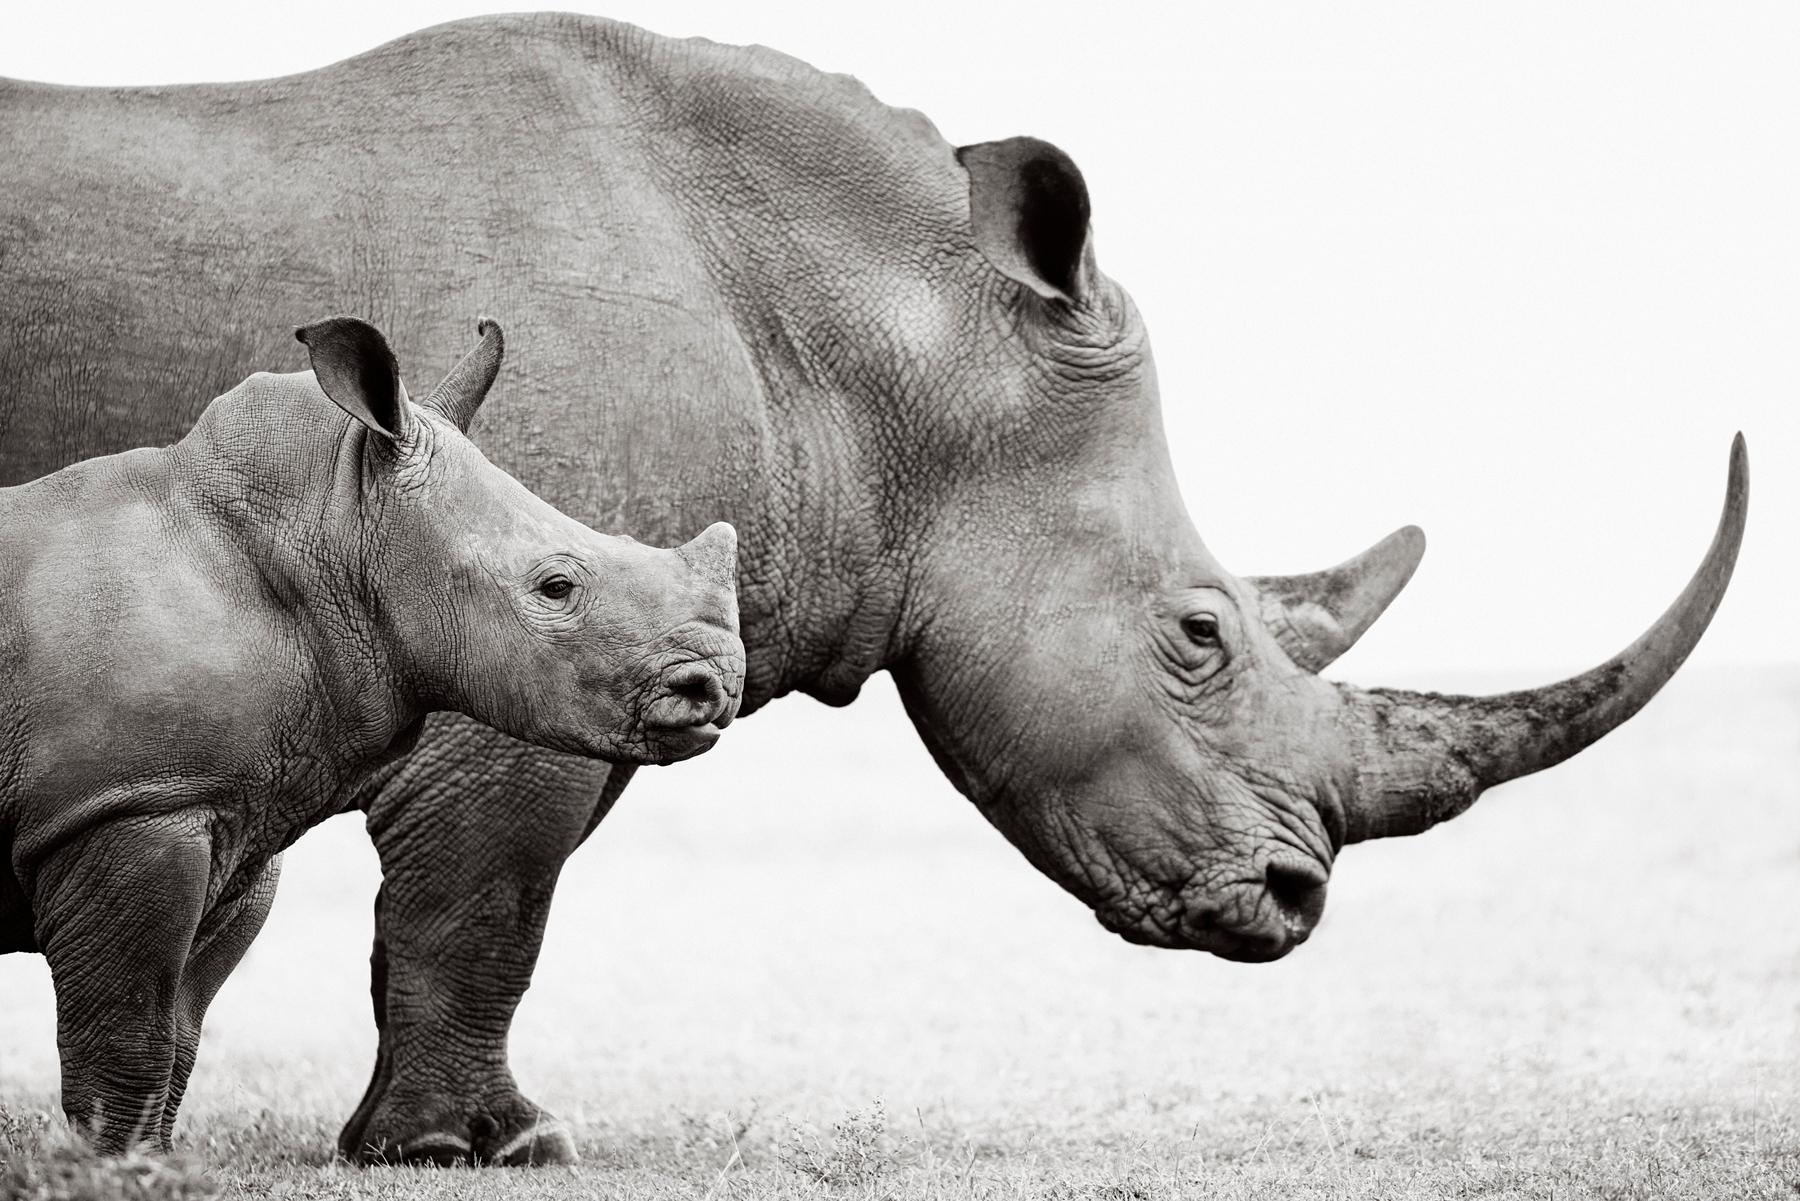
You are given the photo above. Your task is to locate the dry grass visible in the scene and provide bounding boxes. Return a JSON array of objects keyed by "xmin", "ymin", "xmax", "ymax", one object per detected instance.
[{"xmin": 2, "ymin": 665, "xmax": 1796, "ymax": 1198}]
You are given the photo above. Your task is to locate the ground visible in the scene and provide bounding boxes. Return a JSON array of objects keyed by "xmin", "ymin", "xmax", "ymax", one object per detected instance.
[{"xmin": 2, "ymin": 666, "xmax": 1796, "ymax": 1199}]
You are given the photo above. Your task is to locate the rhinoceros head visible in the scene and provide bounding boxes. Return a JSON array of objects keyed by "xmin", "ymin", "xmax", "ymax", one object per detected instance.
[
  {"xmin": 888, "ymin": 137, "xmax": 1747, "ymax": 961},
  {"xmin": 293, "ymin": 316, "xmax": 744, "ymax": 765}
]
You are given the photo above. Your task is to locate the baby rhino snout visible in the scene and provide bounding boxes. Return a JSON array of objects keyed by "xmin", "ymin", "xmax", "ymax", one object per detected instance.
[
  {"xmin": 646, "ymin": 663, "xmax": 736, "ymax": 732},
  {"xmin": 639, "ymin": 521, "xmax": 743, "ymax": 763},
  {"xmin": 641, "ymin": 656, "xmax": 742, "ymax": 762}
]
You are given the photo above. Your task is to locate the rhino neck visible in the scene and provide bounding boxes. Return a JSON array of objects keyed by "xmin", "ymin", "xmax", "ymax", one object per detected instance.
[
  {"xmin": 685, "ymin": 365, "xmax": 901, "ymax": 715},
  {"xmin": 703, "ymin": 313, "xmax": 959, "ymax": 717},
  {"xmin": 709, "ymin": 260, "xmax": 1022, "ymax": 716},
  {"xmin": 594, "ymin": 24, "xmax": 978, "ymax": 715},
  {"xmin": 168, "ymin": 399, "xmax": 427, "ymax": 758}
]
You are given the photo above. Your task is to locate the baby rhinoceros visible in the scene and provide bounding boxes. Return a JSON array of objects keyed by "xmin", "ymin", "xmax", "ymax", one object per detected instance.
[{"xmin": 0, "ymin": 316, "xmax": 744, "ymax": 1153}]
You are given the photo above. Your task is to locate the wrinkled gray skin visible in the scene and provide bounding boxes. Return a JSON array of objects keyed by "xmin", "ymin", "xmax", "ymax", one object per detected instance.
[
  {"xmin": 0, "ymin": 15, "xmax": 1747, "ymax": 1166},
  {"xmin": 0, "ymin": 315, "xmax": 743, "ymax": 1153}
]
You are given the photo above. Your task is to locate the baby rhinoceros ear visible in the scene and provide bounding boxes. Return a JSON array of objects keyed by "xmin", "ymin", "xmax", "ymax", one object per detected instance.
[
  {"xmin": 421, "ymin": 318, "xmax": 505, "ymax": 434},
  {"xmin": 294, "ymin": 315, "xmax": 413, "ymax": 442}
]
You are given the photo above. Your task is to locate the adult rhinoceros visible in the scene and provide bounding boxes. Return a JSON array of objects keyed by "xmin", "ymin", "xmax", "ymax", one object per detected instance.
[{"xmin": 0, "ymin": 13, "xmax": 1747, "ymax": 1167}]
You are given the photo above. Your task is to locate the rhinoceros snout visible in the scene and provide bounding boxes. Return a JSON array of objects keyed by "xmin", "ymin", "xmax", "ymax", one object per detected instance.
[
  {"xmin": 1262, "ymin": 858, "xmax": 1328, "ymax": 939},
  {"xmin": 647, "ymin": 663, "xmax": 734, "ymax": 729},
  {"xmin": 637, "ymin": 657, "xmax": 742, "ymax": 762},
  {"xmin": 1166, "ymin": 858, "xmax": 1330, "ymax": 963}
]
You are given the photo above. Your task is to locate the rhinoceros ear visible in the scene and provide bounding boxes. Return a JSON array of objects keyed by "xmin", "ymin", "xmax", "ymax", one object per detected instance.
[
  {"xmin": 294, "ymin": 315, "xmax": 412, "ymax": 442},
  {"xmin": 421, "ymin": 318, "xmax": 505, "ymax": 434},
  {"xmin": 958, "ymin": 137, "xmax": 1093, "ymax": 306}
]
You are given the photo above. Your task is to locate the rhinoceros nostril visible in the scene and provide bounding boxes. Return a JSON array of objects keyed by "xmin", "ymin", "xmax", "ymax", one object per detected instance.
[
  {"xmin": 647, "ymin": 665, "xmax": 728, "ymax": 730},
  {"xmin": 667, "ymin": 668, "xmax": 720, "ymax": 708},
  {"xmin": 1264, "ymin": 860, "xmax": 1329, "ymax": 933}
]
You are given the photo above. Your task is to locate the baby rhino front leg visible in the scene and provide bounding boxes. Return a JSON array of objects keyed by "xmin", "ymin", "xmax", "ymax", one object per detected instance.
[
  {"xmin": 32, "ymin": 812, "xmax": 211, "ymax": 1153},
  {"xmin": 161, "ymin": 856, "xmax": 280, "ymax": 1148}
]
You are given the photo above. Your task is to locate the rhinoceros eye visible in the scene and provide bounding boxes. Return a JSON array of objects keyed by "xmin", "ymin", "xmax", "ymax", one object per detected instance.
[
  {"xmin": 1182, "ymin": 615, "xmax": 1221, "ymax": 647},
  {"xmin": 538, "ymin": 576, "xmax": 575, "ymax": 601}
]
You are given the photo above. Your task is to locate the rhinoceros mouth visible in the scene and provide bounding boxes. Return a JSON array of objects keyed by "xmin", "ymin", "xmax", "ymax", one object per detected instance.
[
  {"xmin": 1093, "ymin": 870, "xmax": 1323, "ymax": 962},
  {"xmin": 638, "ymin": 719, "xmax": 726, "ymax": 765},
  {"xmin": 1100, "ymin": 908, "xmax": 1306, "ymax": 962}
]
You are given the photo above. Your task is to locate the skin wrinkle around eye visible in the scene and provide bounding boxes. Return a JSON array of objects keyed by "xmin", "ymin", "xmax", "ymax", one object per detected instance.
[
  {"xmin": 1144, "ymin": 605, "xmax": 1233, "ymax": 718},
  {"xmin": 476, "ymin": 555, "xmax": 599, "ymax": 641}
]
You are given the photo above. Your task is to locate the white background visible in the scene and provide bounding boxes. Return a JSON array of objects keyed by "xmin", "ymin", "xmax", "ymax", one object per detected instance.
[{"xmin": 5, "ymin": 1, "xmax": 1795, "ymax": 680}]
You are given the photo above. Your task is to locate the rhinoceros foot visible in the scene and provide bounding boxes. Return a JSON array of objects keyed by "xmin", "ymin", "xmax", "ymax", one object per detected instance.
[{"xmin": 338, "ymin": 1088, "xmax": 577, "ymax": 1168}]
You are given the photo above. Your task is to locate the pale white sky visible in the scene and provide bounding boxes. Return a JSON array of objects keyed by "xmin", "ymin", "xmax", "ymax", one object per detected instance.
[{"xmin": 6, "ymin": 2, "xmax": 1794, "ymax": 679}]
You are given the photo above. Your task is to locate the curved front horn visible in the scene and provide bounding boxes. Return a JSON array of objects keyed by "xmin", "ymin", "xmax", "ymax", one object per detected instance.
[
  {"xmin": 1251, "ymin": 525, "xmax": 1426, "ymax": 672},
  {"xmin": 422, "ymin": 317, "xmax": 505, "ymax": 433},
  {"xmin": 1340, "ymin": 435, "xmax": 1748, "ymax": 843}
]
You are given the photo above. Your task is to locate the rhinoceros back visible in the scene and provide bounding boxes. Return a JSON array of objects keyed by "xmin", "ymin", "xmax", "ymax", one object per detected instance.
[
  {"xmin": 2, "ymin": 18, "xmax": 730, "ymax": 521},
  {"xmin": 0, "ymin": 13, "xmax": 961, "ymax": 509},
  {"xmin": 0, "ymin": 13, "xmax": 973, "ymax": 710}
]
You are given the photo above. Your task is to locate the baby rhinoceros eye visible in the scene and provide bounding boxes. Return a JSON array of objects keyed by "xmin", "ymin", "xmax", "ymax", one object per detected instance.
[
  {"xmin": 1182, "ymin": 615, "xmax": 1221, "ymax": 647},
  {"xmin": 537, "ymin": 575, "xmax": 576, "ymax": 601}
]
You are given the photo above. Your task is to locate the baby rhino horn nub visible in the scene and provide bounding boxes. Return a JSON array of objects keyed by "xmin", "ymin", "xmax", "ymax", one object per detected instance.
[
  {"xmin": 1340, "ymin": 435, "xmax": 1749, "ymax": 843},
  {"xmin": 677, "ymin": 521, "xmax": 739, "ymax": 589},
  {"xmin": 422, "ymin": 318, "xmax": 506, "ymax": 433}
]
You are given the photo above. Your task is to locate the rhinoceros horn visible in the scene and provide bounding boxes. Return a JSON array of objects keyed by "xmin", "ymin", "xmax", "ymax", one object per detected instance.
[
  {"xmin": 1339, "ymin": 435, "xmax": 1748, "ymax": 842},
  {"xmin": 422, "ymin": 318, "xmax": 505, "ymax": 433},
  {"xmin": 1250, "ymin": 525, "xmax": 1427, "ymax": 671}
]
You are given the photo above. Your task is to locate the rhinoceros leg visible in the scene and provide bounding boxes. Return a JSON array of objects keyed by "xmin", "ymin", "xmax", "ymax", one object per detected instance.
[
  {"xmin": 160, "ymin": 856, "xmax": 282, "ymax": 1148},
  {"xmin": 338, "ymin": 712, "xmax": 632, "ymax": 1167},
  {"xmin": 34, "ymin": 813, "xmax": 211, "ymax": 1154}
]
